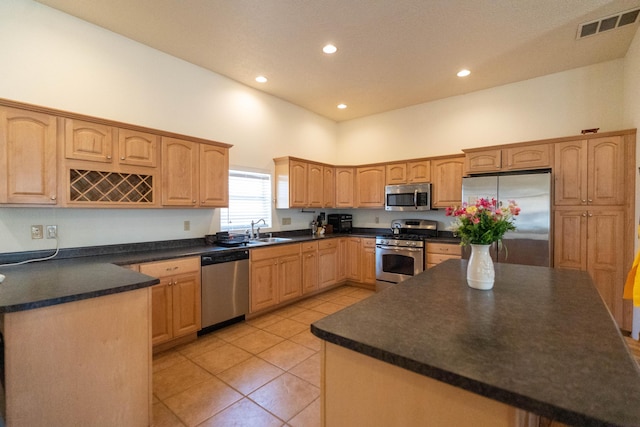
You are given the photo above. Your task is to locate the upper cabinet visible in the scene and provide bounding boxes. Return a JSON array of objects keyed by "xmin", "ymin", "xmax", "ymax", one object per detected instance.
[
  {"xmin": 118, "ymin": 128, "xmax": 159, "ymax": 168},
  {"xmin": 274, "ymin": 157, "xmax": 335, "ymax": 209},
  {"xmin": 464, "ymin": 143, "xmax": 550, "ymax": 174},
  {"xmin": 386, "ymin": 160, "xmax": 431, "ymax": 185},
  {"xmin": 431, "ymin": 155, "xmax": 464, "ymax": 208},
  {"xmin": 355, "ymin": 166, "xmax": 385, "ymax": 208},
  {"xmin": 162, "ymin": 138, "xmax": 229, "ymax": 208},
  {"xmin": 65, "ymin": 119, "xmax": 114, "ymax": 163},
  {"xmin": 323, "ymin": 166, "xmax": 335, "ymax": 208},
  {"xmin": 554, "ymin": 136, "xmax": 625, "ymax": 206},
  {"xmin": 0, "ymin": 106, "xmax": 57, "ymax": 204},
  {"xmin": 307, "ymin": 162, "xmax": 324, "ymax": 208},
  {"xmin": 335, "ymin": 167, "xmax": 355, "ymax": 208}
]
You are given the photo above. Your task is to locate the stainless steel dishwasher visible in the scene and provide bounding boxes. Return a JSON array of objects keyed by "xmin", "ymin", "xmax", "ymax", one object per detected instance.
[{"xmin": 200, "ymin": 249, "xmax": 249, "ymax": 333}]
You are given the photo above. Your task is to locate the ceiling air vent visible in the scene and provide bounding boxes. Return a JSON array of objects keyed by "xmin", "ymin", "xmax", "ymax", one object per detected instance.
[{"xmin": 577, "ymin": 8, "xmax": 640, "ymax": 39}]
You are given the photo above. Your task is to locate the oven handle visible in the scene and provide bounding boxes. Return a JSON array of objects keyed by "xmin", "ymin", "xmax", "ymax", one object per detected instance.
[
  {"xmin": 376, "ymin": 245, "xmax": 423, "ymax": 253},
  {"xmin": 414, "ymin": 189, "xmax": 418, "ymax": 209}
]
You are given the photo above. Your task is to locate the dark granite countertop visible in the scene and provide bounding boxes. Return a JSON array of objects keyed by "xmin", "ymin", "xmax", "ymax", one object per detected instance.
[{"xmin": 311, "ymin": 259, "xmax": 640, "ymax": 426}]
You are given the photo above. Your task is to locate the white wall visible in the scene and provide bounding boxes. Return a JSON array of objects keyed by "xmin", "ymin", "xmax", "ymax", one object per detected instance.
[{"xmin": 0, "ymin": 0, "xmax": 337, "ymax": 253}]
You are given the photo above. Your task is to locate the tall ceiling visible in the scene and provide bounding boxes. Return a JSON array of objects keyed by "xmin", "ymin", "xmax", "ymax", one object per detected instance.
[{"xmin": 35, "ymin": 0, "xmax": 640, "ymax": 122}]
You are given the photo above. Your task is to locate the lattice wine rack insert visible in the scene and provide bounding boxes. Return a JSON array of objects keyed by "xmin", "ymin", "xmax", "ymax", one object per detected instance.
[{"xmin": 69, "ymin": 169, "xmax": 154, "ymax": 203}]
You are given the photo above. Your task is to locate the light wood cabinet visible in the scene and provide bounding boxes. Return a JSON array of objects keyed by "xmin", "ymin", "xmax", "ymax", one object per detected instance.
[
  {"xmin": 65, "ymin": 118, "xmax": 114, "ymax": 163},
  {"xmin": 162, "ymin": 137, "xmax": 199, "ymax": 206},
  {"xmin": 464, "ymin": 143, "xmax": 550, "ymax": 174},
  {"xmin": 386, "ymin": 163, "xmax": 407, "ymax": 185},
  {"xmin": 308, "ymin": 162, "xmax": 324, "ymax": 207},
  {"xmin": 426, "ymin": 242, "xmax": 462, "ymax": 269},
  {"xmin": 335, "ymin": 167, "xmax": 355, "ymax": 208},
  {"xmin": 319, "ymin": 239, "xmax": 339, "ymax": 289},
  {"xmin": 554, "ymin": 208, "xmax": 625, "ymax": 326},
  {"xmin": 200, "ymin": 143, "xmax": 229, "ymax": 207},
  {"xmin": 118, "ymin": 128, "xmax": 159, "ymax": 168},
  {"xmin": 431, "ymin": 155, "xmax": 464, "ymax": 208},
  {"xmin": 250, "ymin": 243, "xmax": 302, "ymax": 313},
  {"xmin": 337, "ymin": 237, "xmax": 348, "ymax": 282},
  {"xmin": 323, "ymin": 166, "xmax": 336, "ymax": 208},
  {"xmin": 355, "ymin": 165, "xmax": 385, "ymax": 208},
  {"xmin": 346, "ymin": 238, "xmax": 362, "ymax": 282},
  {"xmin": 0, "ymin": 106, "xmax": 57, "ymax": 204},
  {"xmin": 386, "ymin": 160, "xmax": 431, "ymax": 184},
  {"xmin": 361, "ymin": 238, "xmax": 377, "ymax": 287},
  {"xmin": 302, "ymin": 241, "xmax": 319, "ymax": 294},
  {"xmin": 140, "ymin": 257, "xmax": 201, "ymax": 347},
  {"xmin": 407, "ymin": 160, "xmax": 431, "ymax": 183},
  {"xmin": 554, "ymin": 136, "xmax": 625, "ymax": 206}
]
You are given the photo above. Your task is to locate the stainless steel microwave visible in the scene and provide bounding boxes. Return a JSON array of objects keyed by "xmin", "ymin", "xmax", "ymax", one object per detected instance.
[{"xmin": 385, "ymin": 183, "xmax": 431, "ymax": 211}]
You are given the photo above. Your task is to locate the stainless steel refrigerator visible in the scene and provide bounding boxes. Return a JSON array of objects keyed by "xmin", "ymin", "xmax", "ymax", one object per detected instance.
[{"xmin": 461, "ymin": 171, "xmax": 551, "ymax": 267}]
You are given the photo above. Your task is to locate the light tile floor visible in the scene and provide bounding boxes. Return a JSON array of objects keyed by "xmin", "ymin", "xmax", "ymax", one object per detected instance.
[{"xmin": 152, "ymin": 285, "xmax": 375, "ymax": 427}]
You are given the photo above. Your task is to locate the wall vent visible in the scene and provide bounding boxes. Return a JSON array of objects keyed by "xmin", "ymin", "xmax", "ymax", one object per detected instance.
[{"xmin": 577, "ymin": 8, "xmax": 640, "ymax": 39}]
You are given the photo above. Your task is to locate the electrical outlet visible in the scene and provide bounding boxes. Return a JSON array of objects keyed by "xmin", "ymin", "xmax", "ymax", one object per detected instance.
[
  {"xmin": 184, "ymin": 220, "xmax": 190, "ymax": 231},
  {"xmin": 31, "ymin": 225, "xmax": 43, "ymax": 239},
  {"xmin": 46, "ymin": 225, "xmax": 57, "ymax": 239},
  {"xmin": 282, "ymin": 217, "xmax": 292, "ymax": 225},
  {"xmin": 375, "ymin": 216, "xmax": 380, "ymax": 224}
]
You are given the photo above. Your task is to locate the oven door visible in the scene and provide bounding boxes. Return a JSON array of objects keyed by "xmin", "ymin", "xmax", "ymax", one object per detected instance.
[{"xmin": 375, "ymin": 245, "xmax": 424, "ymax": 291}]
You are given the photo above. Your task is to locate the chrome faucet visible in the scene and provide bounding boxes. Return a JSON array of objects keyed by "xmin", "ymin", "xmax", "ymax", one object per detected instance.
[{"xmin": 251, "ymin": 219, "xmax": 267, "ymax": 239}]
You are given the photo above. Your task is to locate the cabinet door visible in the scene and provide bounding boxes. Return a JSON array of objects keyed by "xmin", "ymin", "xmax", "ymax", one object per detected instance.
[
  {"xmin": 406, "ymin": 160, "xmax": 431, "ymax": 183},
  {"xmin": 587, "ymin": 208, "xmax": 625, "ymax": 325},
  {"xmin": 347, "ymin": 238, "xmax": 362, "ymax": 282},
  {"xmin": 335, "ymin": 167, "xmax": 354, "ymax": 208},
  {"xmin": 0, "ymin": 107, "xmax": 57, "ymax": 204},
  {"xmin": 323, "ymin": 166, "xmax": 335, "ymax": 208},
  {"xmin": 162, "ymin": 137, "xmax": 199, "ymax": 206},
  {"xmin": 355, "ymin": 166, "xmax": 385, "ymax": 208},
  {"xmin": 200, "ymin": 144, "xmax": 229, "ymax": 207},
  {"xmin": 65, "ymin": 118, "xmax": 113, "ymax": 163},
  {"xmin": 361, "ymin": 239, "xmax": 377, "ymax": 286},
  {"xmin": 554, "ymin": 141, "xmax": 587, "ymax": 206},
  {"xmin": 337, "ymin": 238, "xmax": 348, "ymax": 282},
  {"xmin": 553, "ymin": 209, "xmax": 587, "ymax": 270},
  {"xmin": 431, "ymin": 156, "xmax": 464, "ymax": 208},
  {"xmin": 172, "ymin": 272, "xmax": 202, "ymax": 338},
  {"xmin": 118, "ymin": 128, "xmax": 158, "ymax": 168},
  {"xmin": 464, "ymin": 149, "xmax": 501, "ymax": 174},
  {"xmin": 588, "ymin": 136, "xmax": 625, "ymax": 206},
  {"xmin": 307, "ymin": 162, "xmax": 324, "ymax": 207},
  {"xmin": 386, "ymin": 163, "xmax": 407, "ymax": 185},
  {"xmin": 503, "ymin": 144, "xmax": 550, "ymax": 171},
  {"xmin": 150, "ymin": 281, "xmax": 173, "ymax": 345},
  {"xmin": 302, "ymin": 244, "xmax": 319, "ymax": 294},
  {"xmin": 318, "ymin": 240, "xmax": 338, "ymax": 288},
  {"xmin": 279, "ymin": 253, "xmax": 302, "ymax": 302},
  {"xmin": 289, "ymin": 160, "xmax": 308, "ymax": 207},
  {"xmin": 250, "ymin": 258, "xmax": 279, "ymax": 312}
]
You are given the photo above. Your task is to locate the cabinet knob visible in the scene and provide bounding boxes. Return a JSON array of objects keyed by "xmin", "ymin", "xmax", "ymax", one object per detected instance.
[
  {"xmin": 582, "ymin": 212, "xmax": 587, "ymax": 217},
  {"xmin": 581, "ymin": 199, "xmax": 587, "ymax": 204},
  {"xmin": 50, "ymin": 195, "xmax": 56, "ymax": 200},
  {"xmin": 588, "ymin": 212, "xmax": 593, "ymax": 217},
  {"xmin": 588, "ymin": 199, "xmax": 593, "ymax": 203},
  {"xmin": 106, "ymin": 155, "xmax": 112, "ymax": 160},
  {"xmin": 192, "ymin": 200, "xmax": 197, "ymax": 204},
  {"xmin": 120, "ymin": 157, "xmax": 125, "ymax": 160}
]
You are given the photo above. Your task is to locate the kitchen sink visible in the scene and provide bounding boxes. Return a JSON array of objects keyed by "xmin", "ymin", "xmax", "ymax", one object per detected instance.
[{"xmin": 252, "ymin": 237, "xmax": 292, "ymax": 243}]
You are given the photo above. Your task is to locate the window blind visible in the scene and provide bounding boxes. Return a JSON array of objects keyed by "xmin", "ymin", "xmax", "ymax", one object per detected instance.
[{"xmin": 221, "ymin": 170, "xmax": 272, "ymax": 232}]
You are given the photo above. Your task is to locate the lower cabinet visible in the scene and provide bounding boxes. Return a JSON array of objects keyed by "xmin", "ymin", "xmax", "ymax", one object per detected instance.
[
  {"xmin": 318, "ymin": 239, "xmax": 339, "ymax": 289},
  {"xmin": 250, "ymin": 243, "xmax": 302, "ymax": 313},
  {"xmin": 344, "ymin": 237, "xmax": 376, "ymax": 289},
  {"xmin": 361, "ymin": 238, "xmax": 377, "ymax": 287},
  {"xmin": 426, "ymin": 242, "xmax": 462, "ymax": 269},
  {"xmin": 302, "ymin": 241, "xmax": 319, "ymax": 294},
  {"xmin": 554, "ymin": 208, "xmax": 625, "ymax": 326},
  {"xmin": 139, "ymin": 256, "xmax": 201, "ymax": 347}
]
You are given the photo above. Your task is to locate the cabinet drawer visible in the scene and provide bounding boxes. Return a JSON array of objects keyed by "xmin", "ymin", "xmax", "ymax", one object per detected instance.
[
  {"xmin": 426, "ymin": 243, "xmax": 462, "ymax": 256},
  {"xmin": 318, "ymin": 239, "xmax": 338, "ymax": 250},
  {"xmin": 251, "ymin": 243, "xmax": 301, "ymax": 261},
  {"xmin": 427, "ymin": 253, "xmax": 461, "ymax": 265},
  {"xmin": 139, "ymin": 256, "xmax": 200, "ymax": 277},
  {"xmin": 302, "ymin": 241, "xmax": 319, "ymax": 252},
  {"xmin": 362, "ymin": 238, "xmax": 376, "ymax": 248}
]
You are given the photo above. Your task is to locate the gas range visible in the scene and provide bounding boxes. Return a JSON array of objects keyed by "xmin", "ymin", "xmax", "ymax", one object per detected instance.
[{"xmin": 375, "ymin": 219, "xmax": 438, "ymax": 248}]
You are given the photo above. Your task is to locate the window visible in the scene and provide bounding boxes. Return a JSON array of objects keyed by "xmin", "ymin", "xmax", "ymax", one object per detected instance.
[{"xmin": 221, "ymin": 170, "xmax": 272, "ymax": 232}]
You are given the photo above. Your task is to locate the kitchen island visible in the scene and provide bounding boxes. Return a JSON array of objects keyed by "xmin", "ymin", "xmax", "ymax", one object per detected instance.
[
  {"xmin": 311, "ymin": 260, "xmax": 640, "ymax": 426},
  {"xmin": 0, "ymin": 260, "xmax": 159, "ymax": 426}
]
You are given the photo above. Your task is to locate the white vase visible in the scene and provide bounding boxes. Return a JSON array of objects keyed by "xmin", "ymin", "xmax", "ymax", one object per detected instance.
[{"xmin": 467, "ymin": 244, "xmax": 495, "ymax": 290}]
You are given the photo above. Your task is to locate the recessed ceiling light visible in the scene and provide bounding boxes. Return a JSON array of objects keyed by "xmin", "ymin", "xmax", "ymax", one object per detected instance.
[
  {"xmin": 323, "ymin": 44, "xmax": 338, "ymax": 54},
  {"xmin": 255, "ymin": 76, "xmax": 268, "ymax": 83},
  {"xmin": 337, "ymin": 103, "xmax": 347, "ymax": 109},
  {"xmin": 457, "ymin": 69, "xmax": 471, "ymax": 77}
]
